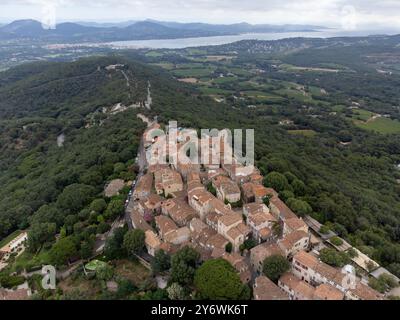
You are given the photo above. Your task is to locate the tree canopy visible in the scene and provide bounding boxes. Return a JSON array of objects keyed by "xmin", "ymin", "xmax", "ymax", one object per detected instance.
[
  {"xmin": 151, "ymin": 249, "xmax": 171, "ymax": 274},
  {"xmin": 48, "ymin": 236, "xmax": 77, "ymax": 266},
  {"xmin": 263, "ymin": 255, "xmax": 290, "ymax": 282},
  {"xmin": 319, "ymin": 248, "xmax": 351, "ymax": 268},
  {"xmin": 123, "ymin": 229, "xmax": 145, "ymax": 256},
  {"xmin": 170, "ymin": 246, "xmax": 200, "ymax": 286},
  {"xmin": 194, "ymin": 259, "xmax": 250, "ymax": 300}
]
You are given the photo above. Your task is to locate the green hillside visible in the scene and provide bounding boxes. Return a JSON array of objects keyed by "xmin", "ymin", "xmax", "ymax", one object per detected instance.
[{"xmin": 0, "ymin": 51, "xmax": 400, "ymax": 280}]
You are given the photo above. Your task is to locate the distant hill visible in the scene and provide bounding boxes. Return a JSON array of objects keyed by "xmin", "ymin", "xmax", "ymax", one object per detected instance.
[
  {"xmin": 0, "ymin": 19, "xmax": 325, "ymax": 43},
  {"xmin": 74, "ymin": 20, "xmax": 139, "ymax": 28},
  {"xmin": 0, "ymin": 19, "xmax": 46, "ymax": 38},
  {"xmin": 150, "ymin": 20, "xmax": 324, "ymax": 33}
]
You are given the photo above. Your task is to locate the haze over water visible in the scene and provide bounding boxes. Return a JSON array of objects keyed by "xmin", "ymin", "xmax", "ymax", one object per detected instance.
[{"xmin": 109, "ymin": 29, "xmax": 396, "ymax": 49}]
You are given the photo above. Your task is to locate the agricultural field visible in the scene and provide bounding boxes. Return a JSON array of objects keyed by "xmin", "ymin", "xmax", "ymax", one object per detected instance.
[
  {"xmin": 287, "ymin": 129, "xmax": 317, "ymax": 137},
  {"xmin": 204, "ymin": 55, "xmax": 235, "ymax": 62},
  {"xmin": 178, "ymin": 77, "xmax": 199, "ymax": 83},
  {"xmin": 211, "ymin": 76, "xmax": 238, "ymax": 84},
  {"xmin": 355, "ymin": 117, "xmax": 400, "ymax": 134},
  {"xmin": 145, "ymin": 51, "xmax": 164, "ymax": 58},
  {"xmin": 351, "ymin": 109, "xmax": 376, "ymax": 121},
  {"xmin": 144, "ymin": 49, "xmax": 334, "ymax": 109},
  {"xmin": 172, "ymin": 67, "xmax": 216, "ymax": 78},
  {"xmin": 241, "ymin": 90, "xmax": 285, "ymax": 102},
  {"xmin": 199, "ymin": 86, "xmax": 233, "ymax": 95},
  {"xmin": 279, "ymin": 63, "xmax": 341, "ymax": 73},
  {"xmin": 349, "ymin": 109, "xmax": 400, "ymax": 134},
  {"xmin": 150, "ymin": 62, "xmax": 175, "ymax": 70}
]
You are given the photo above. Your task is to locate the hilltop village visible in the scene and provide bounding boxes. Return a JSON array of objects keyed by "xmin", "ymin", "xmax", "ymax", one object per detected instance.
[
  {"xmin": 128, "ymin": 122, "xmax": 391, "ymax": 300},
  {"xmin": 1, "ymin": 117, "xmax": 398, "ymax": 300}
]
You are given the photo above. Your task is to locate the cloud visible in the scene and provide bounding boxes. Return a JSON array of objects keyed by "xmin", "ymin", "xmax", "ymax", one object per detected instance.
[{"xmin": 1, "ymin": 0, "xmax": 400, "ymax": 31}]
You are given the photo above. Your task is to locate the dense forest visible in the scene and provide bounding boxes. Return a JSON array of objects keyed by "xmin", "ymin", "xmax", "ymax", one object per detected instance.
[
  {"xmin": 151, "ymin": 77, "xmax": 400, "ymax": 278},
  {"xmin": 122, "ymin": 41, "xmax": 400, "ymax": 277},
  {"xmin": 0, "ymin": 56, "xmax": 150, "ymax": 240}
]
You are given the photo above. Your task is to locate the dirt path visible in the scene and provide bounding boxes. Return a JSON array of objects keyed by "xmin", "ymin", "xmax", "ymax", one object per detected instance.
[
  {"xmin": 145, "ymin": 81, "xmax": 152, "ymax": 110},
  {"xmin": 137, "ymin": 113, "xmax": 154, "ymax": 127},
  {"xmin": 120, "ymin": 70, "xmax": 130, "ymax": 87}
]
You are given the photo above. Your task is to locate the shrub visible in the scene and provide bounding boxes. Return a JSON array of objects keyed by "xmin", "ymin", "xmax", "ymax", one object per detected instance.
[
  {"xmin": 330, "ymin": 237, "xmax": 344, "ymax": 246},
  {"xmin": 319, "ymin": 225, "xmax": 331, "ymax": 234},
  {"xmin": 263, "ymin": 255, "xmax": 290, "ymax": 282},
  {"xmin": 194, "ymin": 259, "xmax": 250, "ymax": 300}
]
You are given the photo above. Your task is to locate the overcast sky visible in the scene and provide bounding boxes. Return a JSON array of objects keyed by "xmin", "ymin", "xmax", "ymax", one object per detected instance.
[{"xmin": 1, "ymin": 0, "xmax": 400, "ymax": 32}]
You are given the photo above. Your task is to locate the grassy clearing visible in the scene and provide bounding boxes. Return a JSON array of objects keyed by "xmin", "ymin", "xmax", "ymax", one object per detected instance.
[
  {"xmin": 317, "ymin": 62, "xmax": 349, "ymax": 70},
  {"xmin": 172, "ymin": 67, "xmax": 216, "ymax": 78},
  {"xmin": 205, "ymin": 55, "xmax": 235, "ymax": 62},
  {"xmin": 0, "ymin": 230, "xmax": 22, "ymax": 248},
  {"xmin": 355, "ymin": 117, "xmax": 400, "ymax": 134},
  {"xmin": 351, "ymin": 109, "xmax": 375, "ymax": 121},
  {"xmin": 145, "ymin": 51, "xmax": 164, "ymax": 58},
  {"xmin": 238, "ymin": 80, "xmax": 276, "ymax": 91},
  {"xmin": 228, "ymin": 67, "xmax": 253, "ymax": 77},
  {"xmin": 186, "ymin": 48, "xmax": 208, "ymax": 55},
  {"xmin": 348, "ymin": 108, "xmax": 400, "ymax": 133},
  {"xmin": 308, "ymin": 86, "xmax": 328, "ymax": 97},
  {"xmin": 178, "ymin": 78, "xmax": 199, "ymax": 84},
  {"xmin": 113, "ymin": 259, "xmax": 151, "ymax": 287},
  {"xmin": 58, "ymin": 275, "xmax": 102, "ymax": 299},
  {"xmin": 288, "ymin": 129, "xmax": 317, "ymax": 137},
  {"xmin": 241, "ymin": 90, "xmax": 286, "ymax": 103},
  {"xmin": 200, "ymin": 87, "xmax": 233, "ymax": 95},
  {"xmin": 212, "ymin": 77, "xmax": 237, "ymax": 84},
  {"xmin": 274, "ymin": 88, "xmax": 313, "ymax": 102},
  {"xmin": 12, "ymin": 250, "xmax": 51, "ymax": 272},
  {"xmin": 279, "ymin": 64, "xmax": 340, "ymax": 73},
  {"xmin": 332, "ymin": 105, "xmax": 347, "ymax": 112},
  {"xmin": 85, "ymin": 260, "xmax": 108, "ymax": 271},
  {"xmin": 243, "ymin": 90, "xmax": 280, "ymax": 97},
  {"xmin": 175, "ymin": 63, "xmax": 205, "ymax": 69},
  {"xmin": 149, "ymin": 62, "xmax": 175, "ymax": 70}
]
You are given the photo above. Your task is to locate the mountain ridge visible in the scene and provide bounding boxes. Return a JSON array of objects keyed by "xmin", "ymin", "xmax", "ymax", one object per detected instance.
[{"xmin": 0, "ymin": 19, "xmax": 325, "ymax": 42}]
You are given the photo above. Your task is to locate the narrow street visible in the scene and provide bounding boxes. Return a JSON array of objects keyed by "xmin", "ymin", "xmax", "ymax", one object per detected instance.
[
  {"xmin": 124, "ymin": 112, "xmax": 157, "ymax": 229},
  {"xmin": 145, "ymin": 81, "xmax": 152, "ymax": 110}
]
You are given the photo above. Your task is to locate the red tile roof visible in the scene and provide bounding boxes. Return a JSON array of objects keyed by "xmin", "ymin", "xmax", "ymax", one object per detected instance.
[
  {"xmin": 314, "ymin": 284, "xmax": 344, "ymax": 300},
  {"xmin": 254, "ymin": 276, "xmax": 289, "ymax": 300}
]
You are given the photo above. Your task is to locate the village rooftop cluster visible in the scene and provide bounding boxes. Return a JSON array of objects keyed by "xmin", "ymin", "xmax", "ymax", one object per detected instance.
[{"xmin": 128, "ymin": 122, "xmax": 393, "ymax": 300}]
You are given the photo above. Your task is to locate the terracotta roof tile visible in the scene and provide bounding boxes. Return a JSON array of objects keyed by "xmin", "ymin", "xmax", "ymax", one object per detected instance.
[
  {"xmin": 155, "ymin": 215, "xmax": 178, "ymax": 236},
  {"xmin": 254, "ymin": 276, "xmax": 289, "ymax": 300},
  {"xmin": 314, "ymin": 284, "xmax": 344, "ymax": 300},
  {"xmin": 145, "ymin": 230, "xmax": 161, "ymax": 249},
  {"xmin": 218, "ymin": 213, "xmax": 243, "ymax": 227},
  {"xmin": 278, "ymin": 230, "xmax": 309, "ymax": 251},
  {"xmin": 350, "ymin": 281, "xmax": 384, "ymax": 300},
  {"xmin": 279, "ymin": 272, "xmax": 315, "ymax": 300},
  {"xmin": 285, "ymin": 217, "xmax": 308, "ymax": 232},
  {"xmin": 269, "ymin": 197, "xmax": 298, "ymax": 220}
]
